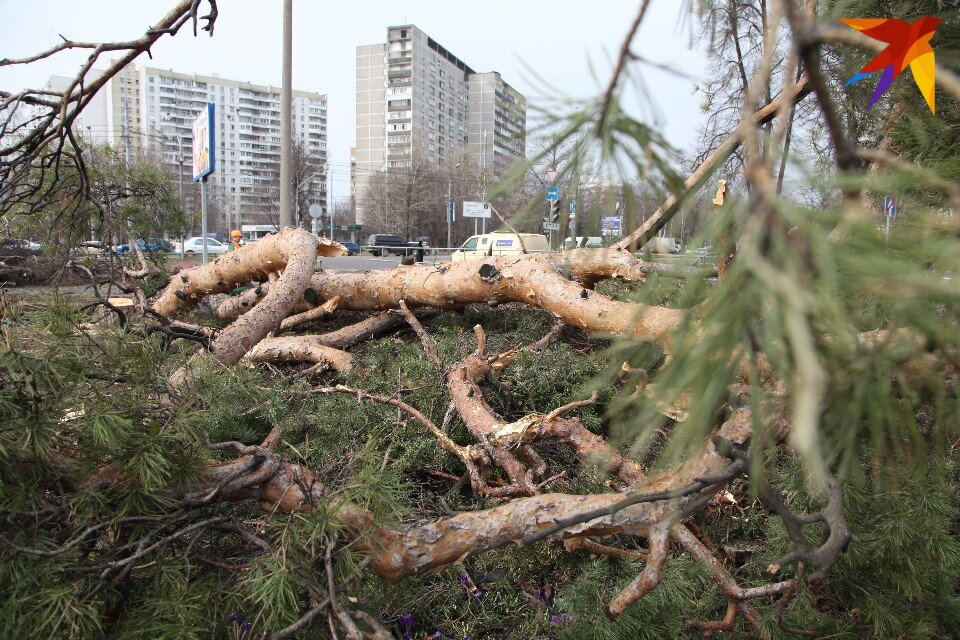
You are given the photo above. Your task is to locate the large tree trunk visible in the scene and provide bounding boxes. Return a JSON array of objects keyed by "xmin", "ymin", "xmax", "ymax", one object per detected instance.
[
  {"xmin": 152, "ymin": 229, "xmax": 344, "ymax": 365},
  {"xmin": 303, "ymin": 250, "xmax": 684, "ymax": 351}
]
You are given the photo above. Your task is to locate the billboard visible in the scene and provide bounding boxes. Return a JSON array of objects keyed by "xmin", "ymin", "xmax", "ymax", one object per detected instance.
[
  {"xmin": 601, "ymin": 216, "xmax": 622, "ymax": 237},
  {"xmin": 462, "ymin": 201, "xmax": 491, "ymax": 218},
  {"xmin": 192, "ymin": 102, "xmax": 215, "ymax": 182}
]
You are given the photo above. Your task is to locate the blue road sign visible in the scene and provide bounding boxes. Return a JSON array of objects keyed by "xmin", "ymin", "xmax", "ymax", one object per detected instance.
[
  {"xmin": 569, "ymin": 200, "xmax": 576, "ymax": 213},
  {"xmin": 884, "ymin": 195, "xmax": 897, "ymax": 218},
  {"xmin": 546, "ymin": 186, "xmax": 559, "ymax": 202},
  {"xmin": 448, "ymin": 200, "xmax": 456, "ymax": 222}
]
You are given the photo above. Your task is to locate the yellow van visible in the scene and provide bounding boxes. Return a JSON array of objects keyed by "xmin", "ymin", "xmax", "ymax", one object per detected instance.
[{"xmin": 451, "ymin": 232, "xmax": 549, "ymax": 262}]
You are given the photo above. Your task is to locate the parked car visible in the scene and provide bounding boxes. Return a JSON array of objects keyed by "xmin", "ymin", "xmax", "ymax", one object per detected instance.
[
  {"xmin": 645, "ymin": 237, "xmax": 681, "ymax": 254},
  {"xmin": 563, "ymin": 236, "xmax": 604, "ymax": 249},
  {"xmin": 339, "ymin": 241, "xmax": 361, "ymax": 256},
  {"xmin": 176, "ymin": 236, "xmax": 230, "ymax": 255},
  {"xmin": 365, "ymin": 234, "xmax": 408, "ymax": 256},
  {"xmin": 0, "ymin": 238, "xmax": 42, "ymax": 254},
  {"xmin": 451, "ymin": 232, "xmax": 549, "ymax": 262},
  {"xmin": 406, "ymin": 237, "xmax": 433, "ymax": 254},
  {"xmin": 114, "ymin": 238, "xmax": 173, "ymax": 254},
  {"xmin": 77, "ymin": 240, "xmax": 108, "ymax": 255}
]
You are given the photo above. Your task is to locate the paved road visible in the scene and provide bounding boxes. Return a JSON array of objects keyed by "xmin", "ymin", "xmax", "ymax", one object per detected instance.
[{"xmin": 316, "ymin": 254, "xmax": 452, "ymax": 271}]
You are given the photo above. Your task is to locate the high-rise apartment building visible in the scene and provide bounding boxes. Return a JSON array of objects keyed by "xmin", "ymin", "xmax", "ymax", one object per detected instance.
[
  {"xmin": 75, "ymin": 63, "xmax": 327, "ymax": 235},
  {"xmin": 354, "ymin": 25, "xmax": 527, "ymax": 224}
]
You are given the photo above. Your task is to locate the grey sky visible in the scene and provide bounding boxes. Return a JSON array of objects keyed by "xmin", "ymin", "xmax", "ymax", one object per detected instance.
[{"xmin": 0, "ymin": 0, "xmax": 707, "ymax": 199}]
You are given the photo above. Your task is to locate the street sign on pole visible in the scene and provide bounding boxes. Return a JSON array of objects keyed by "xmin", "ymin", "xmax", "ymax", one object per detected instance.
[
  {"xmin": 463, "ymin": 201, "xmax": 491, "ymax": 218},
  {"xmin": 543, "ymin": 222, "xmax": 560, "ymax": 231},
  {"xmin": 448, "ymin": 200, "xmax": 456, "ymax": 222},
  {"xmin": 569, "ymin": 200, "xmax": 576, "ymax": 213},
  {"xmin": 545, "ymin": 167, "xmax": 558, "ymax": 183},
  {"xmin": 545, "ymin": 186, "xmax": 559, "ymax": 202},
  {"xmin": 601, "ymin": 216, "xmax": 622, "ymax": 237},
  {"xmin": 884, "ymin": 196, "xmax": 897, "ymax": 218},
  {"xmin": 308, "ymin": 204, "xmax": 323, "ymax": 219},
  {"xmin": 883, "ymin": 195, "xmax": 897, "ymax": 241}
]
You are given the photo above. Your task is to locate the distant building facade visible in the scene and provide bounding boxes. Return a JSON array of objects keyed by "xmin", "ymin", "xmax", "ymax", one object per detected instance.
[
  {"xmin": 354, "ymin": 25, "xmax": 526, "ymax": 224},
  {"xmin": 69, "ymin": 63, "xmax": 327, "ymax": 235}
]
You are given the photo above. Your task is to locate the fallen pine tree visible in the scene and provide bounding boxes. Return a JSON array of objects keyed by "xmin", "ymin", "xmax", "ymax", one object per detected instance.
[
  {"xmin": 3, "ymin": 0, "xmax": 960, "ymax": 637},
  {"xmin": 16, "ymin": 219, "xmax": 912, "ymax": 637}
]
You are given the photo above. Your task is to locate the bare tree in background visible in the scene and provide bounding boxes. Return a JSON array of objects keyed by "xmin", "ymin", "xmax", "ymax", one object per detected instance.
[
  {"xmin": 255, "ymin": 139, "xmax": 326, "ymax": 231},
  {"xmin": 0, "ymin": 0, "xmax": 218, "ymax": 230}
]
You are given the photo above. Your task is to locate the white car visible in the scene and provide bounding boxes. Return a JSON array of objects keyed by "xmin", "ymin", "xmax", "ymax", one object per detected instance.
[{"xmin": 177, "ymin": 237, "xmax": 229, "ymax": 255}]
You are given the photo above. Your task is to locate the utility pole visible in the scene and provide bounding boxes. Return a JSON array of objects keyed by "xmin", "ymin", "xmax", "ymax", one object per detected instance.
[
  {"xmin": 123, "ymin": 98, "xmax": 131, "ymax": 167},
  {"xmin": 176, "ymin": 135, "xmax": 186, "ymax": 259},
  {"xmin": 86, "ymin": 125, "xmax": 96, "ymax": 241},
  {"xmin": 278, "ymin": 0, "xmax": 293, "ymax": 229},
  {"xmin": 328, "ymin": 167, "xmax": 334, "ymax": 241},
  {"xmin": 481, "ymin": 130, "xmax": 487, "ymax": 235}
]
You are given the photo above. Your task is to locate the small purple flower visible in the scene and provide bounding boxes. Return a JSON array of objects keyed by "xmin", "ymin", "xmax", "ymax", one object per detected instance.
[
  {"xmin": 226, "ymin": 611, "xmax": 244, "ymax": 623},
  {"xmin": 402, "ymin": 634, "xmax": 411, "ymax": 640},
  {"xmin": 459, "ymin": 575, "xmax": 470, "ymax": 586},
  {"xmin": 239, "ymin": 622, "xmax": 253, "ymax": 636},
  {"xmin": 431, "ymin": 632, "xmax": 444, "ymax": 639},
  {"xmin": 549, "ymin": 614, "xmax": 574, "ymax": 625},
  {"xmin": 471, "ymin": 590, "xmax": 484, "ymax": 599},
  {"xmin": 399, "ymin": 613, "xmax": 415, "ymax": 629},
  {"xmin": 537, "ymin": 588, "xmax": 547, "ymax": 601}
]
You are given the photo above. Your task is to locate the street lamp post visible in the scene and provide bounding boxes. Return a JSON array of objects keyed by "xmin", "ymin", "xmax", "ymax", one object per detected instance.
[
  {"xmin": 447, "ymin": 162, "xmax": 460, "ymax": 250},
  {"xmin": 279, "ymin": 0, "xmax": 293, "ymax": 228},
  {"xmin": 175, "ymin": 134, "xmax": 185, "ymax": 259},
  {"xmin": 447, "ymin": 178, "xmax": 452, "ymax": 250},
  {"xmin": 328, "ymin": 168, "xmax": 334, "ymax": 241},
  {"xmin": 481, "ymin": 130, "xmax": 487, "ymax": 235}
]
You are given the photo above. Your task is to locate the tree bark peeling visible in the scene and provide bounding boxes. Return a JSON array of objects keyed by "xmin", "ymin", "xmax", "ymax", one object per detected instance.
[{"xmin": 152, "ymin": 229, "xmax": 343, "ymax": 366}]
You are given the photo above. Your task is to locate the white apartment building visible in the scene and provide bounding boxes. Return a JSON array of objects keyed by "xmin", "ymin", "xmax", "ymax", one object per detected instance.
[
  {"xmin": 76, "ymin": 63, "xmax": 327, "ymax": 235},
  {"xmin": 355, "ymin": 25, "xmax": 527, "ymax": 224}
]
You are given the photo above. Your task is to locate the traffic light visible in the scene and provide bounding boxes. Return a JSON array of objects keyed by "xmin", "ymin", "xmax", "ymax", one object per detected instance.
[{"xmin": 542, "ymin": 201, "xmax": 559, "ymax": 230}]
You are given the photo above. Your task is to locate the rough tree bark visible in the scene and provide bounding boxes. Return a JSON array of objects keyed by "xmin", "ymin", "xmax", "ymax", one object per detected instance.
[
  {"xmin": 299, "ymin": 251, "xmax": 684, "ymax": 352},
  {"xmin": 152, "ymin": 228, "xmax": 344, "ymax": 366}
]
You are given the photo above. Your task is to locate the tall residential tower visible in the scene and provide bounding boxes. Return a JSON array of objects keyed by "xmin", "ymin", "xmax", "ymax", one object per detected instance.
[
  {"xmin": 74, "ymin": 63, "xmax": 327, "ymax": 236},
  {"xmin": 354, "ymin": 25, "xmax": 526, "ymax": 225}
]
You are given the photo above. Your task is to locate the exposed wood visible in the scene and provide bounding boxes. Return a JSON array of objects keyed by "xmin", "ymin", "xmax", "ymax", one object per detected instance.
[
  {"xmin": 246, "ymin": 336, "xmax": 353, "ymax": 373},
  {"xmin": 304, "ymin": 251, "xmax": 683, "ymax": 352},
  {"xmin": 153, "ymin": 229, "xmax": 342, "ymax": 366}
]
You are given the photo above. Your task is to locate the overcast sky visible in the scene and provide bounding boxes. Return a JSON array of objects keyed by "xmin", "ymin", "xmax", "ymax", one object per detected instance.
[{"xmin": 0, "ymin": 0, "xmax": 707, "ymax": 200}]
